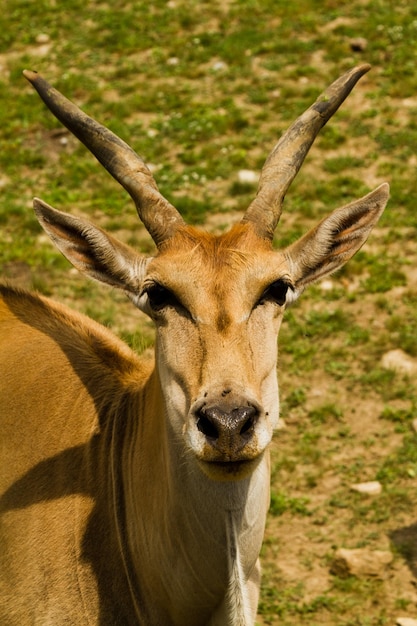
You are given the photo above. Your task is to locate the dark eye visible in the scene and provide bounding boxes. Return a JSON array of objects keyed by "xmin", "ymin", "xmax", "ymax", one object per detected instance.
[
  {"xmin": 145, "ymin": 283, "xmax": 178, "ymax": 311},
  {"xmin": 259, "ymin": 279, "xmax": 290, "ymax": 307}
]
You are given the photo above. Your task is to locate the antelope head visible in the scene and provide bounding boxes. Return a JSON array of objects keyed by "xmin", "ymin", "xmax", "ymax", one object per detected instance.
[{"xmin": 24, "ymin": 66, "xmax": 388, "ymax": 481}]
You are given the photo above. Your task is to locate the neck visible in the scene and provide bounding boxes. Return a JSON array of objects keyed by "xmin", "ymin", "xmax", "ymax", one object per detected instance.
[{"xmin": 118, "ymin": 370, "xmax": 270, "ymax": 626}]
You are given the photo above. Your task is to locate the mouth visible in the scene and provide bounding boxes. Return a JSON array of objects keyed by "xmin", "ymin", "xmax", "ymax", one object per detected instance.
[{"xmin": 198, "ymin": 457, "xmax": 261, "ymax": 481}]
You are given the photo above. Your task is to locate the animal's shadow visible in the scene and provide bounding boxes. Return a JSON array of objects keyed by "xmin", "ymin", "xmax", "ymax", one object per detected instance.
[
  {"xmin": 390, "ymin": 523, "xmax": 417, "ymax": 580},
  {"xmin": 0, "ymin": 434, "xmax": 147, "ymax": 624},
  {"xmin": 0, "ymin": 288, "xmax": 146, "ymax": 624}
]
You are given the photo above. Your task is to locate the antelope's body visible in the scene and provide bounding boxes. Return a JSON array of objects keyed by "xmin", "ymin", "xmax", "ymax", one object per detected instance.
[
  {"xmin": 0, "ymin": 66, "xmax": 389, "ymax": 625},
  {"xmin": 0, "ymin": 281, "xmax": 267, "ymax": 625}
]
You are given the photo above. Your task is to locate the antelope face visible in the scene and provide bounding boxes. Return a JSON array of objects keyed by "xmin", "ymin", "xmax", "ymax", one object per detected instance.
[
  {"xmin": 26, "ymin": 67, "xmax": 390, "ymax": 482},
  {"xmin": 142, "ymin": 224, "xmax": 290, "ymax": 479}
]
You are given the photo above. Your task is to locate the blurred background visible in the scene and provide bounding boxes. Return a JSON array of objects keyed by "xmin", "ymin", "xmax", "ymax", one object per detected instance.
[{"xmin": 1, "ymin": 1, "xmax": 417, "ymax": 623}]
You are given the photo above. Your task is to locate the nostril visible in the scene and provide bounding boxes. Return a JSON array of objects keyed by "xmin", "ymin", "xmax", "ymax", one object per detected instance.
[
  {"xmin": 240, "ymin": 416, "xmax": 255, "ymax": 436},
  {"xmin": 197, "ymin": 414, "xmax": 219, "ymax": 439},
  {"xmin": 194, "ymin": 403, "xmax": 259, "ymax": 449},
  {"xmin": 238, "ymin": 406, "xmax": 257, "ymax": 437}
]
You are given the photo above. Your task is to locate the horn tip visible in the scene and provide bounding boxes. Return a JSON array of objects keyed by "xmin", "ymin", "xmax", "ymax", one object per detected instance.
[
  {"xmin": 351, "ymin": 63, "xmax": 371, "ymax": 80},
  {"xmin": 23, "ymin": 69, "xmax": 39, "ymax": 83}
]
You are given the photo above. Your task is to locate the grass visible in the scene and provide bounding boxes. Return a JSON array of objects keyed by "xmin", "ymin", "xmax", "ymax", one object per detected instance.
[{"xmin": 2, "ymin": 1, "xmax": 417, "ymax": 624}]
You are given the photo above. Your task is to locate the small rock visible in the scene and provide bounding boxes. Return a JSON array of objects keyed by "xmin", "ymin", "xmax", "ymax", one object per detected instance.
[
  {"xmin": 412, "ymin": 419, "xmax": 417, "ymax": 434},
  {"xmin": 36, "ymin": 33, "xmax": 50, "ymax": 44},
  {"xmin": 381, "ymin": 349, "xmax": 417, "ymax": 375},
  {"xmin": 350, "ymin": 481, "xmax": 382, "ymax": 495},
  {"xmin": 212, "ymin": 61, "xmax": 228, "ymax": 72},
  {"xmin": 350, "ymin": 37, "xmax": 368, "ymax": 52},
  {"xmin": 237, "ymin": 169, "xmax": 258, "ymax": 185},
  {"xmin": 320, "ymin": 279, "xmax": 334, "ymax": 292},
  {"xmin": 396, "ymin": 619, "xmax": 417, "ymax": 626},
  {"xmin": 330, "ymin": 548, "xmax": 393, "ymax": 579}
]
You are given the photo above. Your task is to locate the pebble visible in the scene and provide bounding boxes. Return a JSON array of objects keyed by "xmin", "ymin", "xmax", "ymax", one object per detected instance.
[
  {"xmin": 350, "ymin": 37, "xmax": 368, "ymax": 52},
  {"xmin": 320, "ymin": 279, "xmax": 334, "ymax": 291},
  {"xmin": 396, "ymin": 619, "xmax": 417, "ymax": 626},
  {"xmin": 212, "ymin": 61, "xmax": 228, "ymax": 72},
  {"xmin": 36, "ymin": 33, "xmax": 50, "ymax": 44},
  {"xmin": 330, "ymin": 547, "xmax": 393, "ymax": 579},
  {"xmin": 350, "ymin": 481, "xmax": 382, "ymax": 495},
  {"xmin": 381, "ymin": 349, "xmax": 417, "ymax": 375},
  {"xmin": 237, "ymin": 169, "xmax": 258, "ymax": 185}
]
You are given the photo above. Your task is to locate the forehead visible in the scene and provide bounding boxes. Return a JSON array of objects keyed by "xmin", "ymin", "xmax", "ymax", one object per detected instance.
[{"xmin": 147, "ymin": 223, "xmax": 289, "ymax": 292}]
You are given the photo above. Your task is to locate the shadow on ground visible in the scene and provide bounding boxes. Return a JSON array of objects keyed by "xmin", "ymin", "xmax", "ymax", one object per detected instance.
[{"xmin": 390, "ymin": 522, "xmax": 417, "ymax": 579}]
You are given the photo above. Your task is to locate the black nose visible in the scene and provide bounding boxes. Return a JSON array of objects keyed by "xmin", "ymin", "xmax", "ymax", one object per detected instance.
[{"xmin": 195, "ymin": 404, "xmax": 258, "ymax": 455}]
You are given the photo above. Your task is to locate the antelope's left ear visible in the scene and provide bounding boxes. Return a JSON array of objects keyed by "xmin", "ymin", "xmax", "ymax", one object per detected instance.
[{"xmin": 285, "ymin": 183, "xmax": 389, "ymax": 300}]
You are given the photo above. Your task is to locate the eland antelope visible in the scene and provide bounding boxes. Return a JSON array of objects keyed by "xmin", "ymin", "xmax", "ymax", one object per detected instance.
[{"xmin": 0, "ymin": 65, "xmax": 388, "ymax": 625}]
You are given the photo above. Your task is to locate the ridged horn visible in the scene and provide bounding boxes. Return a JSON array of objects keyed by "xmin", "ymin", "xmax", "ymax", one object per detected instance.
[
  {"xmin": 242, "ymin": 64, "xmax": 371, "ymax": 239},
  {"xmin": 23, "ymin": 70, "xmax": 185, "ymax": 248}
]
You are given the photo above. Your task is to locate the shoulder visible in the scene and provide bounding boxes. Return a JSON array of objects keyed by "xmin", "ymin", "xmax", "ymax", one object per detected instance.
[{"xmin": 0, "ymin": 283, "xmax": 150, "ymax": 383}]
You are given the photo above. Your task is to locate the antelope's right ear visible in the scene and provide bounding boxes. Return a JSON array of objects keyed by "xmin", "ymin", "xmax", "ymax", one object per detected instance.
[
  {"xmin": 285, "ymin": 183, "xmax": 389, "ymax": 300},
  {"xmin": 33, "ymin": 198, "xmax": 150, "ymax": 294}
]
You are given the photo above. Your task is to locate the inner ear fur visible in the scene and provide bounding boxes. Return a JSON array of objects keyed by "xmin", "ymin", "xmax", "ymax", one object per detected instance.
[
  {"xmin": 34, "ymin": 197, "xmax": 148, "ymax": 292},
  {"xmin": 285, "ymin": 183, "xmax": 389, "ymax": 293}
]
